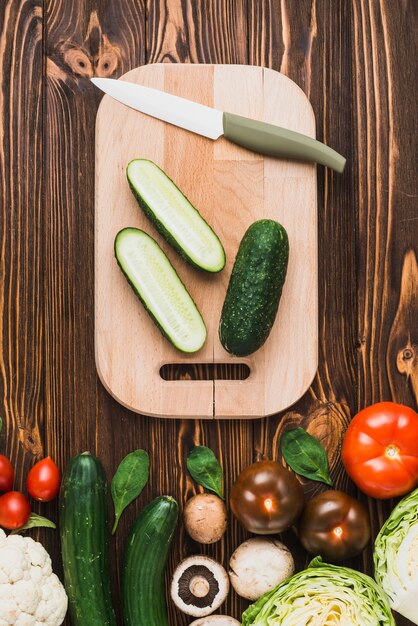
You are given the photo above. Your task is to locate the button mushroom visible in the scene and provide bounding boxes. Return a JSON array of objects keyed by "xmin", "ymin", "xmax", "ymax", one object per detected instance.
[
  {"xmin": 228, "ymin": 537, "xmax": 295, "ymax": 600},
  {"xmin": 184, "ymin": 493, "xmax": 227, "ymax": 544},
  {"xmin": 189, "ymin": 617, "xmax": 240, "ymax": 626},
  {"xmin": 170, "ymin": 555, "xmax": 229, "ymax": 617}
]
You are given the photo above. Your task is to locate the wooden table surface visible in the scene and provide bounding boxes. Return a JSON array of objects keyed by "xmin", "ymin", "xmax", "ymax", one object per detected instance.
[{"xmin": 0, "ymin": 1, "xmax": 416, "ymax": 625}]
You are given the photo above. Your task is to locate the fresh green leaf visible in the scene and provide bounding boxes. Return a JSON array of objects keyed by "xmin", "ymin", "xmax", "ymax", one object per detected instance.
[
  {"xmin": 111, "ymin": 449, "xmax": 149, "ymax": 534},
  {"xmin": 11, "ymin": 513, "xmax": 56, "ymax": 534},
  {"xmin": 281, "ymin": 428, "xmax": 332, "ymax": 486},
  {"xmin": 187, "ymin": 445, "xmax": 224, "ymax": 499}
]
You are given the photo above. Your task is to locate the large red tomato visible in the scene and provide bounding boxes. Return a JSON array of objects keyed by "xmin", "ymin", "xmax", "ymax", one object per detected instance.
[{"xmin": 342, "ymin": 402, "xmax": 418, "ymax": 499}]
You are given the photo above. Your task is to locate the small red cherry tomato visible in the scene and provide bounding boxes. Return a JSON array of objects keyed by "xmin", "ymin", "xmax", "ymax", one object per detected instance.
[
  {"xmin": 0, "ymin": 491, "xmax": 30, "ymax": 529},
  {"xmin": 27, "ymin": 456, "xmax": 61, "ymax": 502},
  {"xmin": 342, "ymin": 402, "xmax": 418, "ymax": 499},
  {"xmin": 298, "ymin": 490, "xmax": 371, "ymax": 561},
  {"xmin": 0, "ymin": 454, "xmax": 14, "ymax": 492}
]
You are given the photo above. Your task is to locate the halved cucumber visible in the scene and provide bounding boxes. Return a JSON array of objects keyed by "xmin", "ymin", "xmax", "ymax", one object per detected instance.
[
  {"xmin": 127, "ymin": 159, "xmax": 226, "ymax": 273},
  {"xmin": 115, "ymin": 228, "xmax": 207, "ymax": 353}
]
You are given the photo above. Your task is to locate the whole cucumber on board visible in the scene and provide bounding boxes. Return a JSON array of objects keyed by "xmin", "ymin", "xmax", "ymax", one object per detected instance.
[
  {"xmin": 59, "ymin": 452, "xmax": 117, "ymax": 626},
  {"xmin": 115, "ymin": 228, "xmax": 207, "ymax": 353},
  {"xmin": 219, "ymin": 219, "xmax": 289, "ymax": 356},
  {"xmin": 127, "ymin": 159, "xmax": 226, "ymax": 273},
  {"xmin": 122, "ymin": 495, "xmax": 179, "ymax": 626}
]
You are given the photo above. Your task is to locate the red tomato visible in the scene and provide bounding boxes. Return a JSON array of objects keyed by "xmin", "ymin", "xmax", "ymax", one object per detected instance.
[
  {"xmin": 0, "ymin": 491, "xmax": 30, "ymax": 529},
  {"xmin": 0, "ymin": 454, "xmax": 14, "ymax": 492},
  {"xmin": 27, "ymin": 456, "xmax": 61, "ymax": 502},
  {"xmin": 342, "ymin": 402, "xmax": 418, "ymax": 499}
]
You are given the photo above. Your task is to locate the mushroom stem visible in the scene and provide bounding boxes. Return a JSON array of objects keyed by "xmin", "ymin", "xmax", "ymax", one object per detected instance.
[{"xmin": 190, "ymin": 576, "xmax": 210, "ymax": 598}]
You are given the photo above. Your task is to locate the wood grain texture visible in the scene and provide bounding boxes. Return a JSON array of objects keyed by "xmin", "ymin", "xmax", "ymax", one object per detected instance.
[
  {"xmin": 0, "ymin": 1, "xmax": 416, "ymax": 625},
  {"xmin": 0, "ymin": 0, "xmax": 45, "ymax": 502}
]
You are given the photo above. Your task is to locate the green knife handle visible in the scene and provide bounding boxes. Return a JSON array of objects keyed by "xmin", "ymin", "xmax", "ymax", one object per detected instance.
[{"xmin": 223, "ymin": 112, "xmax": 346, "ymax": 173}]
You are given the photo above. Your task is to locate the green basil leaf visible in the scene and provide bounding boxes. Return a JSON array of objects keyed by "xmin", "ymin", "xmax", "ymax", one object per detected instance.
[
  {"xmin": 11, "ymin": 513, "xmax": 56, "ymax": 534},
  {"xmin": 111, "ymin": 449, "xmax": 149, "ymax": 534},
  {"xmin": 187, "ymin": 446, "xmax": 224, "ymax": 499},
  {"xmin": 281, "ymin": 428, "xmax": 333, "ymax": 486}
]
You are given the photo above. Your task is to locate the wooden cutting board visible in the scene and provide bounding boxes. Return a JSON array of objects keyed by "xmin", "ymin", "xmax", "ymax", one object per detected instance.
[{"xmin": 95, "ymin": 63, "xmax": 318, "ymax": 419}]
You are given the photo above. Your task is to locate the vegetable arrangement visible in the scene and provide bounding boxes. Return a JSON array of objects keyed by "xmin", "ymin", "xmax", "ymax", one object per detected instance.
[
  {"xmin": 1, "ymin": 402, "xmax": 417, "ymax": 625},
  {"xmin": 0, "ymin": 419, "xmax": 59, "ymax": 532},
  {"xmin": 117, "ymin": 159, "xmax": 290, "ymax": 355}
]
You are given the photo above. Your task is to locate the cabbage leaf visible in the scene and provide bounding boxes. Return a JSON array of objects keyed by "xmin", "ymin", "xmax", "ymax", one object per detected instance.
[
  {"xmin": 374, "ymin": 487, "xmax": 418, "ymax": 624},
  {"xmin": 242, "ymin": 556, "xmax": 394, "ymax": 626}
]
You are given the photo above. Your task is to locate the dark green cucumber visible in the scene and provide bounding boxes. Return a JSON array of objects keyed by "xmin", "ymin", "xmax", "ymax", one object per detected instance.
[
  {"xmin": 59, "ymin": 452, "xmax": 117, "ymax": 626},
  {"xmin": 219, "ymin": 219, "xmax": 289, "ymax": 356},
  {"xmin": 122, "ymin": 495, "xmax": 179, "ymax": 626},
  {"xmin": 127, "ymin": 159, "xmax": 226, "ymax": 273},
  {"xmin": 115, "ymin": 228, "xmax": 207, "ymax": 353}
]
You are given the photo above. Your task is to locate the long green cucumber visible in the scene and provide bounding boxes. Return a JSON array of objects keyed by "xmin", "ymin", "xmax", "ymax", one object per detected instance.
[
  {"xmin": 59, "ymin": 452, "xmax": 117, "ymax": 626},
  {"xmin": 127, "ymin": 159, "xmax": 226, "ymax": 273},
  {"xmin": 115, "ymin": 227, "xmax": 207, "ymax": 353},
  {"xmin": 219, "ymin": 219, "xmax": 289, "ymax": 356},
  {"xmin": 122, "ymin": 495, "xmax": 179, "ymax": 626}
]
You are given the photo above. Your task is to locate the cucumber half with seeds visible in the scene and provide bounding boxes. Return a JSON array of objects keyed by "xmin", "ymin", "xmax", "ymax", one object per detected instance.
[
  {"xmin": 115, "ymin": 228, "xmax": 207, "ymax": 353},
  {"xmin": 127, "ymin": 159, "xmax": 226, "ymax": 273}
]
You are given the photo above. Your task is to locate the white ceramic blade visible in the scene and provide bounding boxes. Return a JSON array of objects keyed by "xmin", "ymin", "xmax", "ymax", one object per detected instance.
[{"xmin": 91, "ymin": 77, "xmax": 224, "ymax": 140}]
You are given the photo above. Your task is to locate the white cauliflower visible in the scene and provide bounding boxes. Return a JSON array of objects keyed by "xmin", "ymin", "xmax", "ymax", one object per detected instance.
[{"xmin": 0, "ymin": 529, "xmax": 67, "ymax": 626}]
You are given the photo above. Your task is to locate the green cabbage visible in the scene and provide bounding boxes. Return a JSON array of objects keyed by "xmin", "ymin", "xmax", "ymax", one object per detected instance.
[
  {"xmin": 242, "ymin": 556, "xmax": 394, "ymax": 626},
  {"xmin": 374, "ymin": 487, "xmax": 418, "ymax": 624}
]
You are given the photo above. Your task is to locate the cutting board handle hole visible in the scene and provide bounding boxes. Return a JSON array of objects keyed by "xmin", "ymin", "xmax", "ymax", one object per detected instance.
[{"xmin": 159, "ymin": 363, "xmax": 251, "ymax": 381}]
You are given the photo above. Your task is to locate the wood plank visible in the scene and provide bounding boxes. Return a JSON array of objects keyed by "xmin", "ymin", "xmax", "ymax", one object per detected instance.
[
  {"xmin": 44, "ymin": 2, "xmax": 146, "ymax": 623},
  {"xmin": 352, "ymin": 2, "xmax": 417, "ymax": 623},
  {"xmin": 0, "ymin": 0, "xmax": 46, "ymax": 526}
]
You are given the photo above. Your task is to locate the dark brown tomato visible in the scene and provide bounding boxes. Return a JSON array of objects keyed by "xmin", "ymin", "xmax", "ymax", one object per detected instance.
[
  {"xmin": 298, "ymin": 490, "xmax": 371, "ymax": 561},
  {"xmin": 230, "ymin": 461, "xmax": 304, "ymax": 534}
]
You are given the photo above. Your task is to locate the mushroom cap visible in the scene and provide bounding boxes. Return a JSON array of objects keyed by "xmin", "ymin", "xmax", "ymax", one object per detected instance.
[
  {"xmin": 229, "ymin": 537, "xmax": 294, "ymax": 600},
  {"xmin": 171, "ymin": 555, "xmax": 229, "ymax": 617},
  {"xmin": 189, "ymin": 617, "xmax": 240, "ymax": 626},
  {"xmin": 184, "ymin": 493, "xmax": 227, "ymax": 544}
]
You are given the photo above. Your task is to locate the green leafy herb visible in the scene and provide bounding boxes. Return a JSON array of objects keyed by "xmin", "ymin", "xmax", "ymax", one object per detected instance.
[
  {"xmin": 11, "ymin": 513, "xmax": 56, "ymax": 534},
  {"xmin": 281, "ymin": 428, "xmax": 332, "ymax": 486},
  {"xmin": 187, "ymin": 446, "xmax": 224, "ymax": 499},
  {"xmin": 111, "ymin": 449, "xmax": 149, "ymax": 534}
]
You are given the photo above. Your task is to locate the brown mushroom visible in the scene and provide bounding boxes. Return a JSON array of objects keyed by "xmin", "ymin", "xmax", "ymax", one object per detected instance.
[
  {"xmin": 184, "ymin": 493, "xmax": 227, "ymax": 544},
  {"xmin": 170, "ymin": 555, "xmax": 229, "ymax": 617}
]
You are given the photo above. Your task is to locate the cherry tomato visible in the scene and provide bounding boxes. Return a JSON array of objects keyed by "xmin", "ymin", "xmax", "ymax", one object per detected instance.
[
  {"xmin": 298, "ymin": 490, "xmax": 371, "ymax": 561},
  {"xmin": 0, "ymin": 491, "xmax": 30, "ymax": 529},
  {"xmin": 27, "ymin": 456, "xmax": 61, "ymax": 502},
  {"xmin": 230, "ymin": 461, "xmax": 304, "ymax": 534},
  {"xmin": 0, "ymin": 454, "xmax": 14, "ymax": 492},
  {"xmin": 342, "ymin": 402, "xmax": 418, "ymax": 499}
]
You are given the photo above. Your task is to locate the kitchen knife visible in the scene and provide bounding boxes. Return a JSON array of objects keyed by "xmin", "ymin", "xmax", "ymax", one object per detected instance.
[{"xmin": 91, "ymin": 77, "xmax": 346, "ymax": 173}]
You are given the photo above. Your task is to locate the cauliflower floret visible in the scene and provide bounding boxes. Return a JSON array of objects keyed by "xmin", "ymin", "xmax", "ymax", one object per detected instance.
[{"xmin": 0, "ymin": 529, "xmax": 67, "ymax": 625}]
